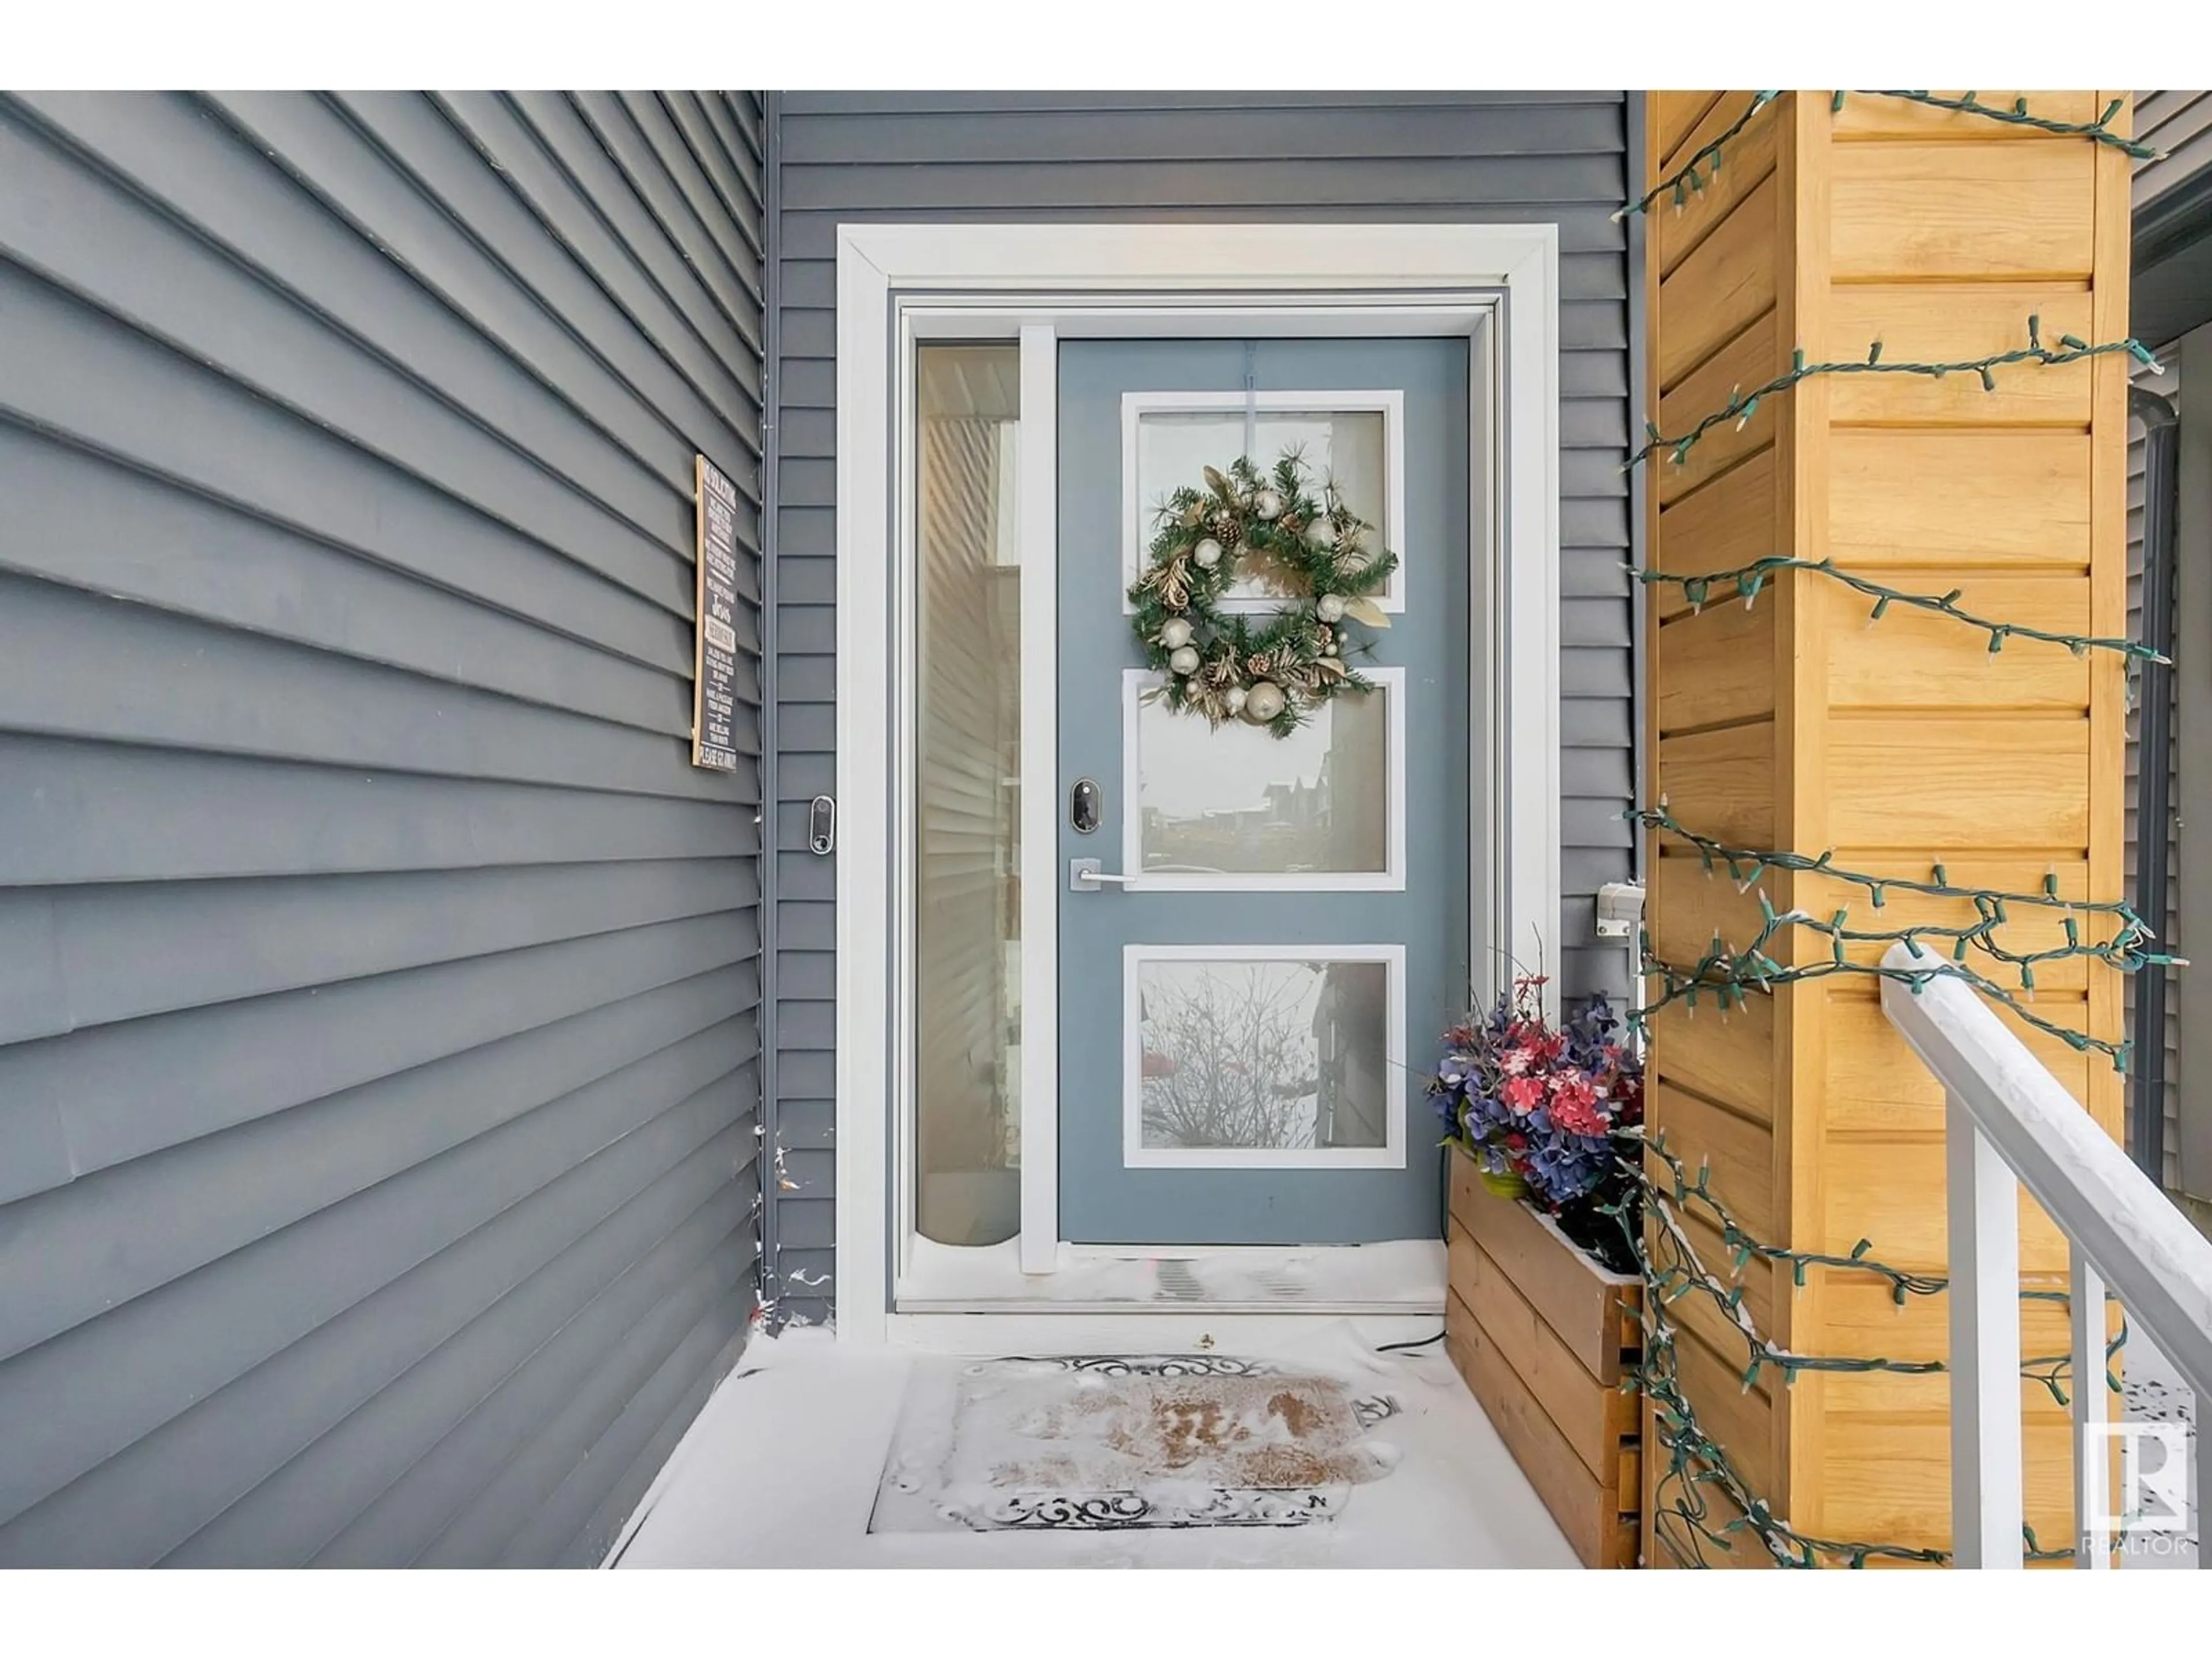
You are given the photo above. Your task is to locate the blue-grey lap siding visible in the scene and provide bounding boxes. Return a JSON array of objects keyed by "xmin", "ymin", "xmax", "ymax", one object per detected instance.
[
  {"xmin": 761, "ymin": 92, "xmax": 1642, "ymax": 1325},
  {"xmin": 0, "ymin": 92, "xmax": 766, "ymax": 1567},
  {"xmin": 2134, "ymin": 90, "xmax": 2212, "ymax": 350}
]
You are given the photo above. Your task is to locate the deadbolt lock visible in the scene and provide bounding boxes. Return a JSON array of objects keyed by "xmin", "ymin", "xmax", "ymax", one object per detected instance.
[{"xmin": 1069, "ymin": 777, "xmax": 1101, "ymax": 835}]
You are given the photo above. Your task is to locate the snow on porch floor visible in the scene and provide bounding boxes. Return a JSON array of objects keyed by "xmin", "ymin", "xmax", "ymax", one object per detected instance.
[
  {"xmin": 609, "ymin": 1320, "xmax": 1583, "ymax": 1568},
  {"xmin": 612, "ymin": 1317, "xmax": 2202, "ymax": 1569}
]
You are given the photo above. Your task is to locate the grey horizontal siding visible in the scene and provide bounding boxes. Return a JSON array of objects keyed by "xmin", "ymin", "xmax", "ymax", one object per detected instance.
[
  {"xmin": 785, "ymin": 90, "xmax": 1622, "ymax": 116},
  {"xmin": 2128, "ymin": 354, "xmax": 2184, "ymax": 1191},
  {"xmin": 766, "ymin": 92, "xmax": 1637, "ymax": 1325},
  {"xmin": 2137, "ymin": 90, "xmax": 2212, "ymax": 209},
  {"xmin": 2133, "ymin": 92, "xmax": 2212, "ymax": 348},
  {"xmin": 2127, "ymin": 88, "xmax": 2198, "ymax": 1188},
  {"xmin": 0, "ymin": 90, "xmax": 767, "ymax": 1567}
]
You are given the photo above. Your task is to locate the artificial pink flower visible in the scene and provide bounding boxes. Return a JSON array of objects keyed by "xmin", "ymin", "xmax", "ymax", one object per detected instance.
[
  {"xmin": 1552, "ymin": 1094, "xmax": 1609, "ymax": 1137},
  {"xmin": 1550, "ymin": 1074, "xmax": 1597, "ymax": 1111},
  {"xmin": 1502, "ymin": 1074, "xmax": 1546, "ymax": 1114}
]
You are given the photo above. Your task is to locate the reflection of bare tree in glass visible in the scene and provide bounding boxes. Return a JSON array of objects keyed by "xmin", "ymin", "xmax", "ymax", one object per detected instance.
[{"xmin": 1141, "ymin": 965, "xmax": 1320, "ymax": 1149}]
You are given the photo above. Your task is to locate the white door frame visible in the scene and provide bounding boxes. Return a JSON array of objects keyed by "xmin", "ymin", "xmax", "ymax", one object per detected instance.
[{"xmin": 834, "ymin": 224, "xmax": 1562, "ymax": 1345}]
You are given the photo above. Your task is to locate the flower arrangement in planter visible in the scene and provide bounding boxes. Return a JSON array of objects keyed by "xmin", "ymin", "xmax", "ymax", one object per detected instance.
[
  {"xmin": 1427, "ymin": 974, "xmax": 1648, "ymax": 1568},
  {"xmin": 1427, "ymin": 973, "xmax": 1644, "ymax": 1274}
]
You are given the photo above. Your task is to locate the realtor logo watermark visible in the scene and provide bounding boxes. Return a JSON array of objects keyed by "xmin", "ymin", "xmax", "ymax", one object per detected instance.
[{"xmin": 2083, "ymin": 1422, "xmax": 2195, "ymax": 1557}]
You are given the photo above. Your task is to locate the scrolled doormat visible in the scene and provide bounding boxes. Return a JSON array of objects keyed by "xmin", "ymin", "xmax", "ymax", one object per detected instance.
[{"xmin": 870, "ymin": 1354, "xmax": 1402, "ymax": 1533}]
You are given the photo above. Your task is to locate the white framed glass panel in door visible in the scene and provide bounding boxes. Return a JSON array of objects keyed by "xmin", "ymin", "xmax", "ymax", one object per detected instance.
[
  {"xmin": 1122, "ymin": 391, "xmax": 1406, "ymax": 613},
  {"xmin": 1123, "ymin": 945, "xmax": 1405, "ymax": 1169},
  {"xmin": 1123, "ymin": 667, "xmax": 1406, "ymax": 890}
]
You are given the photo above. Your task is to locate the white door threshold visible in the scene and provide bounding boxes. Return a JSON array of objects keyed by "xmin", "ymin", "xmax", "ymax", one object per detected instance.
[
  {"xmin": 880, "ymin": 1309, "xmax": 1446, "ymax": 1354},
  {"xmin": 894, "ymin": 1235, "xmax": 1446, "ymax": 1316},
  {"xmin": 893, "ymin": 1297, "xmax": 1446, "ymax": 1316}
]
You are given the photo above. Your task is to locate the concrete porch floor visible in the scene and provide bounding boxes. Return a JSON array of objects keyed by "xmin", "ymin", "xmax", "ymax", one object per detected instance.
[{"xmin": 608, "ymin": 1320, "xmax": 1583, "ymax": 1568}]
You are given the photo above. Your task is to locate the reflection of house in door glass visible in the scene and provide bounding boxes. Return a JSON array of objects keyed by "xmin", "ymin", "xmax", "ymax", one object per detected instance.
[
  {"xmin": 1136, "ymin": 959, "xmax": 1387, "ymax": 1151},
  {"xmin": 1138, "ymin": 689, "xmax": 1388, "ymax": 875}
]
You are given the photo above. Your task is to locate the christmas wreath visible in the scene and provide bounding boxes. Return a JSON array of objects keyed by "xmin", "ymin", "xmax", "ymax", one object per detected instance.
[{"xmin": 1127, "ymin": 451, "xmax": 1399, "ymax": 738}]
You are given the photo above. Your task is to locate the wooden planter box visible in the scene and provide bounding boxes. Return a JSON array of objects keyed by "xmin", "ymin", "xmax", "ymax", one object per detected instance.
[{"xmin": 1444, "ymin": 1145, "xmax": 1643, "ymax": 1568}]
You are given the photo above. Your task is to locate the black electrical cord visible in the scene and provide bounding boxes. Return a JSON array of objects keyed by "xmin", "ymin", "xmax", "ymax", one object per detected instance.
[{"xmin": 1376, "ymin": 1330, "xmax": 1445, "ymax": 1353}]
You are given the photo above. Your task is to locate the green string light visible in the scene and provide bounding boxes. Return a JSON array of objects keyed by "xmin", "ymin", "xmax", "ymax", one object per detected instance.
[
  {"xmin": 1630, "ymin": 806, "xmax": 2157, "ymax": 928},
  {"xmin": 1634, "ymin": 554, "xmax": 2167, "ymax": 665},
  {"xmin": 1620, "ymin": 809, "xmax": 2155, "ymax": 1560},
  {"xmin": 1628, "ymin": 90, "xmax": 2161, "ymax": 224},
  {"xmin": 1618, "ymin": 804, "xmax": 2157, "ymax": 1558},
  {"xmin": 1622, "ymin": 805, "xmax": 2183, "ymax": 1071},
  {"xmin": 2020, "ymin": 1288, "xmax": 2131, "ymax": 1407},
  {"xmin": 1618, "ymin": 92, "xmax": 1781, "ymax": 221},
  {"xmin": 1638, "ymin": 930, "xmax": 2135, "ymax": 1070},
  {"xmin": 1628, "ymin": 320, "xmax": 2163, "ymax": 470},
  {"xmin": 1619, "ymin": 89, "xmax": 2164, "ymax": 1567},
  {"xmin": 1618, "ymin": 1132, "xmax": 2127, "ymax": 1567},
  {"xmin": 1842, "ymin": 90, "xmax": 2158, "ymax": 158}
]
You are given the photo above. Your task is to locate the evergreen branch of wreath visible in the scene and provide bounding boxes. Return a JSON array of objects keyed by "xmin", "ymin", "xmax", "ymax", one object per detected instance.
[{"xmin": 1126, "ymin": 449, "xmax": 1401, "ymax": 738}]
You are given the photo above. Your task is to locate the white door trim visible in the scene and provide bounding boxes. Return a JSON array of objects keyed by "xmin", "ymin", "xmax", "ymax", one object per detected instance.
[
  {"xmin": 1014, "ymin": 323, "xmax": 1060, "ymax": 1273},
  {"xmin": 835, "ymin": 223, "xmax": 1563, "ymax": 1345}
]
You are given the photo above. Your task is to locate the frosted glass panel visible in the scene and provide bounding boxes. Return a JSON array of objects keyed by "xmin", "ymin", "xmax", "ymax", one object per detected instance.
[
  {"xmin": 1134, "ymin": 957, "xmax": 1390, "ymax": 1152},
  {"xmin": 1134, "ymin": 408, "xmax": 1392, "ymax": 604},
  {"xmin": 1136, "ymin": 684, "xmax": 1390, "ymax": 876},
  {"xmin": 914, "ymin": 344, "xmax": 1021, "ymax": 1247}
]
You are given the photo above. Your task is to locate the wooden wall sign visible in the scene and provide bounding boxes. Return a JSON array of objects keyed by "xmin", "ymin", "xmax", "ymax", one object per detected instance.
[{"xmin": 692, "ymin": 455, "xmax": 740, "ymax": 772}]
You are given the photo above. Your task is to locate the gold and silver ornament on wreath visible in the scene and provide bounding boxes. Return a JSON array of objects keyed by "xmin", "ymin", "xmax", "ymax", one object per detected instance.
[{"xmin": 1128, "ymin": 450, "xmax": 1399, "ymax": 738}]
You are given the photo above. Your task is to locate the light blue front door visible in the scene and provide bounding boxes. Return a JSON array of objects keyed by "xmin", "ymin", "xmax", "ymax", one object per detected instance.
[{"xmin": 1056, "ymin": 336, "xmax": 1472, "ymax": 1245}]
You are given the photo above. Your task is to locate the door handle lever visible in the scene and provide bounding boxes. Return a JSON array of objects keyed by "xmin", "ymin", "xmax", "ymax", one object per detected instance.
[{"xmin": 1069, "ymin": 858, "xmax": 1138, "ymax": 892}]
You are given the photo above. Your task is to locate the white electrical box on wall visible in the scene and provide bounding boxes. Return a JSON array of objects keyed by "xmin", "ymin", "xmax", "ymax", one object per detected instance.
[{"xmin": 1595, "ymin": 880, "xmax": 1644, "ymax": 941}]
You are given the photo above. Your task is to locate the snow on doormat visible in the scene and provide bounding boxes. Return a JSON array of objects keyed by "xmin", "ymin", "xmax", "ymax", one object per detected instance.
[{"xmin": 869, "ymin": 1354, "xmax": 1403, "ymax": 1533}]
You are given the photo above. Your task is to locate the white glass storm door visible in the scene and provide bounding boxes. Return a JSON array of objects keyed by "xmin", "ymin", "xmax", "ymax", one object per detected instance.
[{"xmin": 1058, "ymin": 338, "xmax": 1472, "ymax": 1245}]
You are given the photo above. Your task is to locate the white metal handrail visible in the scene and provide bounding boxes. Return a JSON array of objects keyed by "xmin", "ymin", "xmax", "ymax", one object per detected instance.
[{"xmin": 1880, "ymin": 941, "xmax": 2212, "ymax": 1567}]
